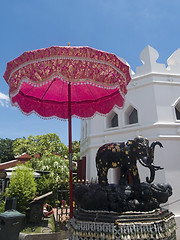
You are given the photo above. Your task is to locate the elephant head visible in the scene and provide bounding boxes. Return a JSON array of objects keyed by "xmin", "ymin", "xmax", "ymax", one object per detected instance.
[
  {"xmin": 135, "ymin": 137, "xmax": 163, "ymax": 183},
  {"xmin": 126, "ymin": 136, "xmax": 150, "ymax": 161}
]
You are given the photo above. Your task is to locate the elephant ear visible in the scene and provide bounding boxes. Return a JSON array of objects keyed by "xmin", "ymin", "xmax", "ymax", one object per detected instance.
[
  {"xmin": 134, "ymin": 136, "xmax": 149, "ymax": 148},
  {"xmin": 126, "ymin": 140, "xmax": 134, "ymax": 147}
]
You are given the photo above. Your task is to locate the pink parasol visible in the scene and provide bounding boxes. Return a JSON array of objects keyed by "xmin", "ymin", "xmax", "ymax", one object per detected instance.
[{"xmin": 4, "ymin": 46, "xmax": 131, "ymax": 218}]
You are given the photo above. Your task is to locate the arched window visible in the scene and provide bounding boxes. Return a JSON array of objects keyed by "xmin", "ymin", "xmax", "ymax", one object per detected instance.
[
  {"xmin": 175, "ymin": 101, "xmax": 180, "ymax": 120},
  {"xmin": 111, "ymin": 113, "xmax": 118, "ymax": 127},
  {"xmin": 129, "ymin": 108, "xmax": 138, "ymax": 124},
  {"xmin": 107, "ymin": 111, "xmax": 119, "ymax": 128},
  {"xmin": 125, "ymin": 106, "xmax": 138, "ymax": 125}
]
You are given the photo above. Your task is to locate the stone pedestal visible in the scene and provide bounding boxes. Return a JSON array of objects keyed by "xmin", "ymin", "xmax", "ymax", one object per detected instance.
[{"xmin": 67, "ymin": 208, "xmax": 176, "ymax": 239}]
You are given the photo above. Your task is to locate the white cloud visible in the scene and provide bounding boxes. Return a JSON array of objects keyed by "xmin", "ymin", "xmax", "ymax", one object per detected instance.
[{"xmin": 0, "ymin": 92, "xmax": 9, "ymax": 107}]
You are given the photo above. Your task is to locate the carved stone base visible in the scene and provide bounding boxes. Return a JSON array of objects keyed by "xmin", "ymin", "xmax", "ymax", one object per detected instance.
[
  {"xmin": 74, "ymin": 183, "xmax": 172, "ymax": 213},
  {"xmin": 67, "ymin": 208, "xmax": 176, "ymax": 239}
]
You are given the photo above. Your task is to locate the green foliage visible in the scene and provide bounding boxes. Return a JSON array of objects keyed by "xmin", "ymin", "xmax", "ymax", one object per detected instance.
[
  {"xmin": 21, "ymin": 226, "xmax": 42, "ymax": 234},
  {"xmin": 0, "ymin": 138, "xmax": 15, "ymax": 163},
  {"xmin": 6, "ymin": 165, "xmax": 37, "ymax": 213},
  {"xmin": 32, "ymin": 155, "xmax": 69, "ymax": 206},
  {"xmin": 36, "ymin": 175, "xmax": 56, "ymax": 195},
  {"xmin": 0, "ymin": 199, "xmax": 5, "ymax": 213},
  {"xmin": 11, "ymin": 134, "xmax": 80, "ymax": 207},
  {"xmin": 12, "ymin": 137, "xmax": 28, "ymax": 156},
  {"xmin": 72, "ymin": 140, "xmax": 80, "ymax": 161},
  {"xmin": 49, "ymin": 215, "xmax": 56, "ymax": 232},
  {"xmin": 13, "ymin": 133, "xmax": 68, "ymax": 158},
  {"xmin": 34, "ymin": 155, "xmax": 69, "ymax": 180}
]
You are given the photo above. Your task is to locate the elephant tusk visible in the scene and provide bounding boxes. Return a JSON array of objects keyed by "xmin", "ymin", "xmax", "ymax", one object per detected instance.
[
  {"xmin": 139, "ymin": 158, "xmax": 149, "ymax": 167},
  {"xmin": 139, "ymin": 159, "xmax": 163, "ymax": 183},
  {"xmin": 153, "ymin": 165, "xmax": 164, "ymax": 171}
]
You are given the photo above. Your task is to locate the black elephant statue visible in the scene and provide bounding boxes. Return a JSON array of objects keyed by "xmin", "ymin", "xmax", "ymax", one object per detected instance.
[{"xmin": 96, "ymin": 136, "xmax": 163, "ymax": 185}]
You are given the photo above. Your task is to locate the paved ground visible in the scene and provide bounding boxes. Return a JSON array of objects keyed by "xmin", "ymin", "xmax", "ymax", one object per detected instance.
[
  {"xmin": 19, "ymin": 232, "xmax": 68, "ymax": 240},
  {"xmin": 19, "ymin": 215, "xmax": 68, "ymax": 239}
]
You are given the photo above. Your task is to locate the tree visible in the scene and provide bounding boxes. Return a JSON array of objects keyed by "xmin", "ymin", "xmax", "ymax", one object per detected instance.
[
  {"xmin": 13, "ymin": 133, "xmax": 68, "ymax": 158},
  {"xmin": 72, "ymin": 140, "xmax": 80, "ymax": 161},
  {"xmin": 12, "ymin": 134, "xmax": 80, "ymax": 206},
  {"xmin": 32, "ymin": 155, "xmax": 69, "ymax": 183},
  {"xmin": 6, "ymin": 165, "xmax": 37, "ymax": 213},
  {"xmin": 32, "ymin": 155, "xmax": 69, "ymax": 206},
  {"xmin": 0, "ymin": 138, "xmax": 15, "ymax": 163}
]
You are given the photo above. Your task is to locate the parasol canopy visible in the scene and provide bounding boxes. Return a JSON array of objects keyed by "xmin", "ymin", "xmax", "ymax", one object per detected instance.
[
  {"xmin": 4, "ymin": 46, "xmax": 131, "ymax": 218},
  {"xmin": 4, "ymin": 46, "xmax": 131, "ymax": 119}
]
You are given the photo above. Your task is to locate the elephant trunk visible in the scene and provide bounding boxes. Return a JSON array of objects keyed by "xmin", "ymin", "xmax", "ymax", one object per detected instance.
[
  {"xmin": 148, "ymin": 141, "xmax": 163, "ymax": 165},
  {"xmin": 146, "ymin": 165, "xmax": 156, "ymax": 183},
  {"xmin": 146, "ymin": 141, "xmax": 163, "ymax": 183},
  {"xmin": 139, "ymin": 141, "xmax": 163, "ymax": 183}
]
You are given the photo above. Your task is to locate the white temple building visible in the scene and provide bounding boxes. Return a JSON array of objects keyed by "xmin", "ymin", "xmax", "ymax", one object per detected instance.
[{"xmin": 80, "ymin": 45, "xmax": 180, "ymax": 238}]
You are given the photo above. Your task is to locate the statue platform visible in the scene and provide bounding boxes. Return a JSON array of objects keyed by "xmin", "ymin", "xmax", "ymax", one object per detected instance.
[{"xmin": 67, "ymin": 208, "xmax": 176, "ymax": 240}]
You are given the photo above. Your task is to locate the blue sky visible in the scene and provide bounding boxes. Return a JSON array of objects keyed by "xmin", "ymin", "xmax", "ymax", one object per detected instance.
[{"xmin": 0, "ymin": 0, "xmax": 180, "ymax": 145}]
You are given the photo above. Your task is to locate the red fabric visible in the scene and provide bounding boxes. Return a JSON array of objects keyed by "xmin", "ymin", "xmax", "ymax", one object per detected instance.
[{"xmin": 4, "ymin": 46, "xmax": 131, "ymax": 119}]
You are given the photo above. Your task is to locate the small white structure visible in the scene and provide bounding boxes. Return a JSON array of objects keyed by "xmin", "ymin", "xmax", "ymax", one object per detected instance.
[{"xmin": 80, "ymin": 45, "xmax": 180, "ymax": 238}]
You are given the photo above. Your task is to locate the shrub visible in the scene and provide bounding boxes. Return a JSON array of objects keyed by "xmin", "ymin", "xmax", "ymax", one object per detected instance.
[
  {"xmin": 6, "ymin": 165, "xmax": 37, "ymax": 213},
  {"xmin": 0, "ymin": 199, "xmax": 5, "ymax": 213}
]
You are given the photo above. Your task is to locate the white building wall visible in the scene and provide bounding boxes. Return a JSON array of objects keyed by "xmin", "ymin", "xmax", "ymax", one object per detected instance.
[{"xmin": 80, "ymin": 45, "xmax": 180, "ymax": 238}]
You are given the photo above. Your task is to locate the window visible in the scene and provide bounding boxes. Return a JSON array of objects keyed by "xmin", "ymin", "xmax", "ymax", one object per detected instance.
[
  {"xmin": 129, "ymin": 108, "xmax": 138, "ymax": 124},
  {"xmin": 111, "ymin": 114, "xmax": 118, "ymax": 127},
  {"xmin": 175, "ymin": 101, "xmax": 180, "ymax": 120},
  {"xmin": 107, "ymin": 111, "xmax": 119, "ymax": 128},
  {"xmin": 125, "ymin": 106, "xmax": 138, "ymax": 125}
]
